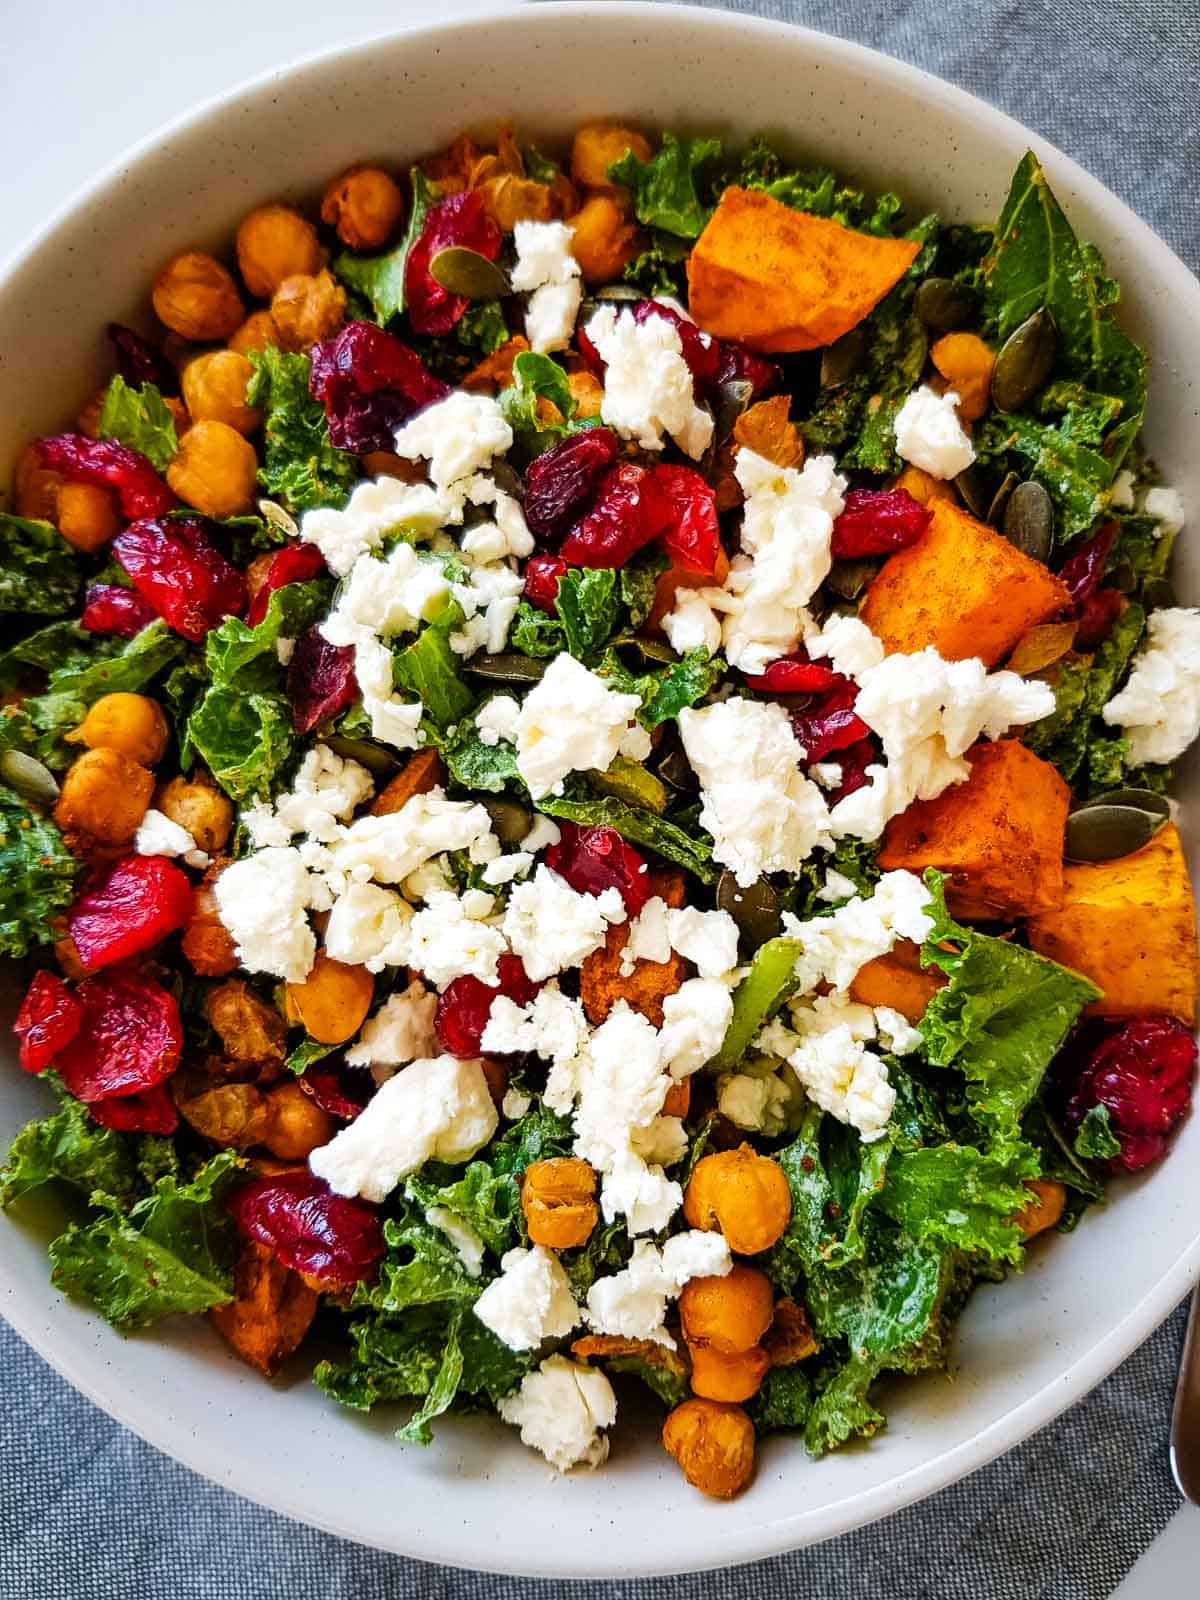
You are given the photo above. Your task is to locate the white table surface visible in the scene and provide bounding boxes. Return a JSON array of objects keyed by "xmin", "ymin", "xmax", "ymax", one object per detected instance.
[{"xmin": 0, "ymin": 2, "xmax": 1194, "ymax": 1593}]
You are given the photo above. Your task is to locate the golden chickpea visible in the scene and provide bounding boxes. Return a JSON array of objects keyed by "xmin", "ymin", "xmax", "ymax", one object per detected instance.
[
  {"xmin": 1013, "ymin": 1178, "xmax": 1067, "ymax": 1240},
  {"xmin": 270, "ymin": 269, "xmax": 346, "ymax": 353},
  {"xmin": 762, "ymin": 1298, "xmax": 819, "ymax": 1367},
  {"xmin": 178, "ymin": 1082, "xmax": 270, "ymax": 1148},
  {"xmin": 522, "ymin": 1158, "xmax": 598, "ymax": 1250},
  {"xmin": 57, "ymin": 484, "xmax": 120, "ymax": 552},
  {"xmin": 321, "ymin": 165, "xmax": 405, "ymax": 250},
  {"xmin": 261, "ymin": 1080, "xmax": 335, "ymax": 1161},
  {"xmin": 76, "ymin": 387, "xmax": 107, "ymax": 440},
  {"xmin": 75, "ymin": 693, "xmax": 169, "ymax": 767},
  {"xmin": 236, "ymin": 204, "xmax": 323, "ymax": 300},
  {"xmin": 679, "ymin": 1263, "xmax": 774, "ymax": 1356},
  {"xmin": 166, "ymin": 419, "xmax": 259, "ymax": 517},
  {"xmin": 571, "ymin": 121, "xmax": 653, "ymax": 190},
  {"xmin": 567, "ymin": 368, "xmax": 605, "ymax": 421},
  {"xmin": 54, "ymin": 747, "xmax": 154, "ymax": 845},
  {"xmin": 284, "ymin": 952, "xmax": 374, "ymax": 1045},
  {"xmin": 15, "ymin": 444, "xmax": 60, "ymax": 520},
  {"xmin": 157, "ymin": 775, "xmax": 233, "ymax": 854},
  {"xmin": 568, "ymin": 193, "xmax": 640, "ymax": 285},
  {"xmin": 229, "ymin": 310, "xmax": 280, "ymax": 356},
  {"xmin": 662, "ymin": 1398, "xmax": 755, "ymax": 1500},
  {"xmin": 206, "ymin": 979, "xmax": 287, "ymax": 1065},
  {"xmin": 181, "ymin": 350, "xmax": 261, "ymax": 435},
  {"xmin": 152, "ymin": 251, "xmax": 245, "ymax": 341},
  {"xmin": 683, "ymin": 1144, "xmax": 792, "ymax": 1255},
  {"xmin": 687, "ymin": 1342, "xmax": 770, "ymax": 1404},
  {"xmin": 182, "ymin": 880, "xmax": 239, "ymax": 977}
]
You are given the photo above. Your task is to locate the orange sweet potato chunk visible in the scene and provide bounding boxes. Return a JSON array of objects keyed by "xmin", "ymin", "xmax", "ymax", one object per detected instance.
[
  {"xmin": 849, "ymin": 939, "xmax": 945, "ymax": 1023},
  {"xmin": 878, "ymin": 739, "xmax": 1069, "ymax": 920},
  {"xmin": 1027, "ymin": 823, "xmax": 1198, "ymax": 1024},
  {"xmin": 369, "ymin": 748, "xmax": 446, "ymax": 816},
  {"xmin": 687, "ymin": 187, "xmax": 921, "ymax": 353},
  {"xmin": 210, "ymin": 1240, "xmax": 319, "ymax": 1377},
  {"xmin": 860, "ymin": 497, "xmax": 1071, "ymax": 666}
]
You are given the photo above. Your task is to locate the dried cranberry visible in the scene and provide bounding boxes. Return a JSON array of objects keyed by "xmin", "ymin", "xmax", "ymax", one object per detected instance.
[
  {"xmin": 88, "ymin": 1083, "xmax": 179, "ymax": 1134},
  {"xmin": 35, "ymin": 433, "xmax": 176, "ymax": 519},
  {"xmin": 68, "ymin": 855, "xmax": 194, "ymax": 972},
  {"xmin": 575, "ymin": 321, "xmax": 605, "ymax": 380},
  {"xmin": 652, "ymin": 464, "xmax": 721, "ymax": 576},
  {"xmin": 309, "ymin": 322, "xmax": 450, "ymax": 453},
  {"xmin": 1058, "ymin": 521, "xmax": 1117, "ymax": 605},
  {"xmin": 288, "ymin": 622, "xmax": 358, "ymax": 734},
  {"xmin": 560, "ymin": 462, "xmax": 676, "ymax": 568},
  {"xmin": 1075, "ymin": 587, "xmax": 1125, "ymax": 650},
  {"xmin": 55, "ymin": 969, "xmax": 182, "ymax": 1103},
  {"xmin": 435, "ymin": 954, "xmax": 541, "ymax": 1059},
  {"xmin": 299, "ymin": 1058, "xmax": 372, "ymax": 1122},
  {"xmin": 228, "ymin": 1170, "xmax": 385, "ymax": 1287},
  {"xmin": 545, "ymin": 822, "xmax": 651, "ymax": 916},
  {"xmin": 825, "ymin": 736, "xmax": 878, "ymax": 806},
  {"xmin": 1064, "ymin": 1016, "xmax": 1197, "ymax": 1173},
  {"xmin": 246, "ymin": 542, "xmax": 326, "ymax": 627},
  {"xmin": 712, "ymin": 339, "xmax": 780, "ymax": 401},
  {"xmin": 523, "ymin": 553, "xmax": 568, "ymax": 613},
  {"xmin": 632, "ymin": 301, "xmax": 722, "ymax": 391},
  {"xmin": 107, "ymin": 323, "xmax": 177, "ymax": 393},
  {"xmin": 81, "ymin": 582, "xmax": 158, "ymax": 640},
  {"xmin": 791, "ymin": 678, "xmax": 871, "ymax": 761},
  {"xmin": 745, "ymin": 652, "xmax": 843, "ymax": 695},
  {"xmin": 523, "ymin": 428, "xmax": 620, "ymax": 543},
  {"xmin": 831, "ymin": 487, "xmax": 932, "ymax": 559},
  {"xmin": 13, "ymin": 971, "xmax": 82, "ymax": 1073},
  {"xmin": 405, "ymin": 192, "xmax": 502, "ymax": 337},
  {"xmin": 112, "ymin": 516, "xmax": 246, "ymax": 642}
]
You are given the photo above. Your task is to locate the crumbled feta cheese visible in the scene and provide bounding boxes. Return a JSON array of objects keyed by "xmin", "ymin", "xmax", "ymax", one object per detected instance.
[
  {"xmin": 475, "ymin": 693, "xmax": 521, "ymax": 747},
  {"xmin": 328, "ymin": 789, "xmax": 498, "ymax": 884},
  {"xmin": 482, "ymin": 984, "xmax": 592, "ymax": 1111},
  {"xmin": 658, "ymin": 977, "xmax": 734, "ymax": 1078},
  {"xmin": 1144, "ymin": 486, "xmax": 1186, "ymax": 539},
  {"xmin": 345, "ymin": 979, "xmax": 437, "ymax": 1070},
  {"xmin": 585, "ymin": 1230, "xmax": 732, "ymax": 1347},
  {"xmin": 522, "ymin": 814, "xmax": 563, "ymax": 854},
  {"xmin": 785, "ymin": 870, "xmax": 934, "ymax": 994},
  {"xmin": 473, "ymin": 1245, "xmax": 580, "ymax": 1351},
  {"xmin": 324, "ymin": 881, "xmax": 413, "ymax": 972},
  {"xmin": 424, "ymin": 1206, "xmax": 485, "ymax": 1277},
  {"xmin": 300, "ymin": 477, "xmax": 450, "ymax": 577},
  {"xmin": 134, "ymin": 808, "xmax": 209, "ymax": 869},
  {"xmin": 679, "ymin": 699, "xmax": 833, "ymax": 886},
  {"xmin": 526, "ymin": 280, "xmax": 584, "ymax": 355},
  {"xmin": 874, "ymin": 1005, "xmax": 924, "ymax": 1055},
  {"xmin": 717, "ymin": 1068, "xmax": 794, "ymax": 1135},
  {"xmin": 214, "ymin": 847, "xmax": 314, "ymax": 981},
  {"xmin": 408, "ymin": 890, "xmax": 509, "ymax": 988},
  {"xmin": 481, "ymin": 850, "xmax": 533, "ymax": 886},
  {"xmin": 620, "ymin": 895, "xmax": 673, "ymax": 970},
  {"xmin": 600, "ymin": 1153, "xmax": 682, "ymax": 1237},
  {"xmin": 662, "ymin": 588, "xmax": 723, "ymax": 656},
  {"xmin": 502, "ymin": 866, "xmax": 626, "ymax": 982},
  {"xmin": 347, "ymin": 634, "xmax": 425, "ymax": 751},
  {"xmin": 497, "ymin": 1355, "xmax": 616, "ymax": 1472},
  {"xmin": 661, "ymin": 906, "xmax": 740, "ymax": 979},
  {"xmin": 456, "ymin": 477, "xmax": 535, "ymax": 561},
  {"xmin": 308, "ymin": 1054, "xmax": 498, "ymax": 1201},
  {"xmin": 893, "ymin": 384, "xmax": 975, "ymax": 479},
  {"xmin": 787, "ymin": 1024, "xmax": 896, "ymax": 1141},
  {"xmin": 817, "ymin": 867, "xmax": 859, "ymax": 904},
  {"xmin": 1102, "ymin": 606, "xmax": 1200, "ymax": 764},
  {"xmin": 392, "ymin": 391, "xmax": 513, "ymax": 492},
  {"xmin": 514, "ymin": 653, "xmax": 646, "ymax": 799},
  {"xmin": 585, "ymin": 304, "xmax": 713, "ymax": 460},
  {"xmin": 501, "ymin": 1086, "xmax": 532, "ymax": 1120},
  {"xmin": 1110, "ymin": 469, "xmax": 1136, "ymax": 511},
  {"xmin": 243, "ymin": 746, "xmax": 375, "ymax": 848},
  {"xmin": 805, "ymin": 612, "xmax": 886, "ymax": 679},
  {"xmin": 511, "ymin": 220, "xmax": 580, "ymax": 292},
  {"xmin": 322, "ymin": 543, "xmax": 450, "ymax": 652}
]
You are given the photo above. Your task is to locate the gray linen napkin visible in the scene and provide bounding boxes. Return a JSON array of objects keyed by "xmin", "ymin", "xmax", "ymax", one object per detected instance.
[{"xmin": 3, "ymin": 2, "xmax": 1198, "ymax": 1595}]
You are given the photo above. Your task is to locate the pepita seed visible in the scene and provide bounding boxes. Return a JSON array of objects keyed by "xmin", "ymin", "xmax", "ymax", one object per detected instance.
[
  {"xmin": 986, "ymin": 470, "xmax": 1021, "ymax": 528},
  {"xmin": 1074, "ymin": 787, "xmax": 1171, "ymax": 821},
  {"xmin": 826, "ymin": 558, "xmax": 878, "ymax": 601},
  {"xmin": 820, "ymin": 326, "xmax": 868, "ymax": 389},
  {"xmin": 954, "ymin": 464, "xmax": 990, "ymax": 520},
  {"xmin": 654, "ymin": 741, "xmax": 698, "ymax": 793},
  {"xmin": 482, "ymin": 798, "xmax": 533, "ymax": 846},
  {"xmin": 615, "ymin": 635, "xmax": 678, "ymax": 668},
  {"xmin": 1006, "ymin": 620, "xmax": 1078, "ymax": 676},
  {"xmin": 991, "ymin": 306, "xmax": 1058, "ymax": 413},
  {"xmin": 258, "ymin": 498, "xmax": 300, "ymax": 539},
  {"xmin": 714, "ymin": 377, "xmax": 755, "ymax": 443},
  {"xmin": 1064, "ymin": 803, "xmax": 1165, "ymax": 863},
  {"xmin": 1002, "ymin": 480, "xmax": 1055, "ymax": 562},
  {"xmin": 466, "ymin": 653, "xmax": 547, "ymax": 684},
  {"xmin": 0, "ymin": 749, "xmax": 59, "ymax": 808},
  {"xmin": 716, "ymin": 870, "xmax": 782, "ymax": 951},
  {"xmin": 428, "ymin": 246, "xmax": 512, "ymax": 301},
  {"xmin": 913, "ymin": 276, "xmax": 981, "ymax": 334},
  {"xmin": 1144, "ymin": 577, "xmax": 1177, "ymax": 610},
  {"xmin": 594, "ymin": 284, "xmax": 642, "ymax": 301}
]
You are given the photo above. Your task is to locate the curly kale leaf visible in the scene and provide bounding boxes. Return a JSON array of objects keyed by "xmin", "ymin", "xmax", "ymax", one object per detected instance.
[
  {"xmin": 0, "ymin": 515, "xmax": 81, "ymax": 617},
  {"xmin": 246, "ymin": 347, "xmax": 357, "ymax": 513},
  {"xmin": 0, "ymin": 786, "xmax": 80, "ymax": 957}
]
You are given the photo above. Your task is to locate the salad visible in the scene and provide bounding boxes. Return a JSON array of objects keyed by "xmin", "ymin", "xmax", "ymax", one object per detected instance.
[{"xmin": 2, "ymin": 120, "xmax": 1197, "ymax": 1502}]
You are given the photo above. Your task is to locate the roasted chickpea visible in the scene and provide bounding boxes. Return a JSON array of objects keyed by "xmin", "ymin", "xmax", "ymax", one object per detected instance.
[
  {"xmin": 236, "ymin": 204, "xmax": 323, "ymax": 300},
  {"xmin": 270, "ymin": 269, "xmax": 346, "ymax": 352},
  {"xmin": 57, "ymin": 484, "xmax": 120, "ymax": 552},
  {"xmin": 178, "ymin": 1082, "xmax": 271, "ymax": 1148},
  {"xmin": 76, "ymin": 387, "xmax": 107, "ymax": 440},
  {"xmin": 679, "ymin": 1263, "xmax": 774, "ymax": 1356},
  {"xmin": 15, "ymin": 444, "xmax": 60, "ymax": 520},
  {"xmin": 181, "ymin": 350, "xmax": 261, "ymax": 435},
  {"xmin": 152, "ymin": 251, "xmax": 245, "ymax": 341},
  {"xmin": 762, "ymin": 1297, "xmax": 819, "ymax": 1366},
  {"xmin": 206, "ymin": 979, "xmax": 287, "ymax": 1066},
  {"xmin": 568, "ymin": 193, "xmax": 640, "ymax": 285},
  {"xmin": 157, "ymin": 774, "xmax": 234, "ymax": 854},
  {"xmin": 54, "ymin": 747, "xmax": 154, "ymax": 846},
  {"xmin": 570, "ymin": 121, "xmax": 653, "ymax": 190},
  {"xmin": 284, "ymin": 952, "xmax": 375, "ymax": 1045},
  {"xmin": 683, "ymin": 1144, "xmax": 792, "ymax": 1255},
  {"xmin": 687, "ymin": 1342, "xmax": 770, "ymax": 1404},
  {"xmin": 182, "ymin": 878, "xmax": 239, "ymax": 977},
  {"xmin": 229, "ymin": 310, "xmax": 280, "ymax": 356},
  {"xmin": 478, "ymin": 174, "xmax": 560, "ymax": 232},
  {"xmin": 662, "ymin": 1398, "xmax": 755, "ymax": 1500},
  {"xmin": 1013, "ymin": 1178, "xmax": 1067, "ymax": 1240},
  {"xmin": 166, "ymin": 419, "xmax": 258, "ymax": 517},
  {"xmin": 321, "ymin": 165, "xmax": 405, "ymax": 250},
  {"xmin": 261, "ymin": 1080, "xmax": 335, "ymax": 1161},
  {"xmin": 522, "ymin": 1157, "xmax": 599, "ymax": 1249},
  {"xmin": 74, "ymin": 693, "xmax": 169, "ymax": 766},
  {"xmin": 567, "ymin": 368, "xmax": 605, "ymax": 420}
]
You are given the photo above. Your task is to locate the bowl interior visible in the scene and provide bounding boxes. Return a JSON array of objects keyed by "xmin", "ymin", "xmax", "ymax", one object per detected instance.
[{"xmin": 1, "ymin": 2, "xmax": 1198, "ymax": 1578}]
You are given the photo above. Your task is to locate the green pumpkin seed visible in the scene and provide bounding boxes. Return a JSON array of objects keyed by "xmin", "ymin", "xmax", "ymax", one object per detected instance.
[
  {"xmin": 594, "ymin": 284, "xmax": 641, "ymax": 301},
  {"xmin": 0, "ymin": 749, "xmax": 59, "ymax": 808},
  {"xmin": 482, "ymin": 797, "xmax": 533, "ymax": 846},
  {"xmin": 954, "ymin": 464, "xmax": 990, "ymax": 520},
  {"xmin": 716, "ymin": 870, "xmax": 782, "ymax": 951},
  {"xmin": 258, "ymin": 498, "xmax": 300, "ymax": 539},
  {"xmin": 1064, "ymin": 803, "xmax": 1165, "ymax": 863},
  {"xmin": 819, "ymin": 327, "xmax": 868, "ymax": 389},
  {"xmin": 1075, "ymin": 787, "xmax": 1171, "ymax": 821},
  {"xmin": 428, "ymin": 246, "xmax": 512, "ymax": 301},
  {"xmin": 654, "ymin": 741, "xmax": 697, "ymax": 793},
  {"xmin": 1109, "ymin": 562, "xmax": 1137, "ymax": 595},
  {"xmin": 1002, "ymin": 480, "xmax": 1054, "ymax": 562},
  {"xmin": 991, "ymin": 307, "xmax": 1058, "ymax": 413},
  {"xmin": 466, "ymin": 653, "xmax": 547, "ymax": 684},
  {"xmin": 613, "ymin": 634, "xmax": 678, "ymax": 668},
  {"xmin": 913, "ymin": 276, "xmax": 981, "ymax": 334},
  {"xmin": 826, "ymin": 558, "xmax": 878, "ymax": 601},
  {"xmin": 1144, "ymin": 577, "xmax": 1177, "ymax": 610},
  {"xmin": 986, "ymin": 470, "xmax": 1021, "ymax": 528},
  {"xmin": 714, "ymin": 377, "xmax": 755, "ymax": 443}
]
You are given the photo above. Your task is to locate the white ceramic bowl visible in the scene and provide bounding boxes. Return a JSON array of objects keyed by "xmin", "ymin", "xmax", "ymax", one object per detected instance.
[{"xmin": 1, "ymin": 2, "xmax": 1198, "ymax": 1578}]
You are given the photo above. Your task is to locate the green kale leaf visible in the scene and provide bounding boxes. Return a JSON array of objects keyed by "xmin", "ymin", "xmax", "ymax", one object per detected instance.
[
  {"xmin": 0, "ymin": 1080, "xmax": 138, "ymax": 1207},
  {"xmin": 392, "ymin": 597, "xmax": 475, "ymax": 732},
  {"xmin": 0, "ymin": 514, "xmax": 80, "ymax": 617},
  {"xmin": 728, "ymin": 138, "xmax": 905, "ymax": 235},
  {"xmin": 98, "ymin": 375, "xmax": 179, "ymax": 472},
  {"xmin": 710, "ymin": 936, "xmax": 803, "ymax": 1072},
  {"xmin": 355, "ymin": 1213, "xmax": 481, "ymax": 1314},
  {"xmin": 406, "ymin": 1159, "xmax": 522, "ymax": 1260},
  {"xmin": 609, "ymin": 133, "xmax": 722, "ymax": 239},
  {"xmin": 0, "ymin": 787, "xmax": 80, "ymax": 957},
  {"xmin": 804, "ymin": 1353, "xmax": 885, "ymax": 1455},
  {"xmin": 876, "ymin": 1141, "xmax": 1037, "ymax": 1264},
  {"xmin": 456, "ymin": 299, "xmax": 509, "ymax": 357},
  {"xmin": 536, "ymin": 791, "xmax": 716, "ymax": 883},
  {"xmin": 246, "ymin": 347, "xmax": 357, "ymax": 514},
  {"xmin": 443, "ymin": 701, "xmax": 522, "ymax": 793},
  {"xmin": 766, "ymin": 1108, "xmax": 891, "ymax": 1290},
  {"xmin": 751, "ymin": 1364, "xmax": 813, "ymax": 1435},
  {"xmin": 498, "ymin": 351, "xmax": 591, "ymax": 458},
  {"xmin": 622, "ymin": 232, "xmax": 690, "ymax": 298},
  {"xmin": 1074, "ymin": 1104, "xmax": 1122, "ymax": 1161}
]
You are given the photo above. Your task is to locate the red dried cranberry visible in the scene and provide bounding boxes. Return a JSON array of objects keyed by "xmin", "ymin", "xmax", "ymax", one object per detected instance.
[
  {"xmin": 88, "ymin": 1083, "xmax": 179, "ymax": 1135},
  {"xmin": 35, "ymin": 433, "xmax": 176, "ymax": 519},
  {"xmin": 651, "ymin": 464, "xmax": 721, "ymax": 576},
  {"xmin": 1064, "ymin": 1016, "xmax": 1197, "ymax": 1173},
  {"xmin": 405, "ymin": 192, "xmax": 502, "ymax": 337},
  {"xmin": 825, "ymin": 736, "xmax": 878, "ymax": 806},
  {"xmin": 712, "ymin": 339, "xmax": 780, "ymax": 401},
  {"xmin": 299, "ymin": 1058, "xmax": 372, "ymax": 1122},
  {"xmin": 523, "ymin": 428, "xmax": 619, "ymax": 543},
  {"xmin": 791, "ymin": 678, "xmax": 871, "ymax": 761},
  {"xmin": 81, "ymin": 582, "xmax": 159, "ymax": 640},
  {"xmin": 831, "ymin": 487, "xmax": 932, "ymax": 559},
  {"xmin": 545, "ymin": 822, "xmax": 651, "ymax": 916},
  {"xmin": 523, "ymin": 553, "xmax": 568, "ymax": 613},
  {"xmin": 1075, "ymin": 587, "xmax": 1125, "ymax": 650},
  {"xmin": 1058, "ymin": 521, "xmax": 1118, "ymax": 605},
  {"xmin": 309, "ymin": 322, "xmax": 450, "ymax": 453},
  {"xmin": 632, "ymin": 301, "xmax": 721, "ymax": 391},
  {"xmin": 112, "ymin": 516, "xmax": 246, "ymax": 642},
  {"xmin": 575, "ymin": 321, "xmax": 605, "ymax": 380},
  {"xmin": 55, "ymin": 969, "xmax": 182, "ymax": 1103},
  {"xmin": 435, "ymin": 954, "xmax": 541, "ymax": 1060},
  {"xmin": 228, "ymin": 1170, "xmax": 385, "ymax": 1287},
  {"xmin": 560, "ymin": 462, "xmax": 676, "ymax": 568},
  {"xmin": 68, "ymin": 856, "xmax": 194, "ymax": 972},
  {"xmin": 745, "ymin": 652, "xmax": 843, "ymax": 695},
  {"xmin": 14, "ymin": 971, "xmax": 82, "ymax": 1073},
  {"xmin": 246, "ymin": 542, "xmax": 326, "ymax": 627},
  {"xmin": 288, "ymin": 622, "xmax": 358, "ymax": 734},
  {"xmin": 107, "ymin": 323, "xmax": 177, "ymax": 393}
]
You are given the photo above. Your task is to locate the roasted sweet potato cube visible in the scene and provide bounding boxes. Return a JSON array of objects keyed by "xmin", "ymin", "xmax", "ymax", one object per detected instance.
[
  {"xmin": 860, "ymin": 498, "xmax": 1070, "ymax": 666},
  {"xmin": 878, "ymin": 739, "xmax": 1069, "ymax": 919},
  {"xmin": 581, "ymin": 867, "xmax": 687, "ymax": 1026},
  {"xmin": 849, "ymin": 938, "xmax": 945, "ymax": 1022},
  {"xmin": 369, "ymin": 748, "xmax": 446, "ymax": 815},
  {"xmin": 1027, "ymin": 822, "xmax": 1198, "ymax": 1024},
  {"xmin": 210, "ymin": 1239, "xmax": 319, "ymax": 1376}
]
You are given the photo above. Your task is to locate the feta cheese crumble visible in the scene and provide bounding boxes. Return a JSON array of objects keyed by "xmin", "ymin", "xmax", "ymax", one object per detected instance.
[
  {"xmin": 407, "ymin": 890, "xmax": 509, "ymax": 988},
  {"xmin": 893, "ymin": 384, "xmax": 976, "ymax": 479},
  {"xmin": 784, "ymin": 870, "xmax": 934, "ymax": 994},
  {"xmin": 134, "ymin": 808, "xmax": 209, "ymax": 869},
  {"xmin": 1102, "ymin": 606, "xmax": 1200, "ymax": 764},
  {"xmin": 658, "ymin": 978, "xmax": 735, "ymax": 1079},
  {"xmin": 512, "ymin": 219, "xmax": 583, "ymax": 355},
  {"xmin": 214, "ymin": 846, "xmax": 315, "ymax": 982},
  {"xmin": 475, "ymin": 693, "xmax": 521, "ymax": 748},
  {"xmin": 1144, "ymin": 486, "xmax": 1186, "ymax": 540},
  {"xmin": 424, "ymin": 1206, "xmax": 485, "ymax": 1277},
  {"xmin": 514, "ymin": 652, "xmax": 649, "ymax": 799},
  {"xmin": 243, "ymin": 745, "xmax": 375, "ymax": 848},
  {"xmin": 662, "ymin": 587, "xmax": 723, "ymax": 656},
  {"xmin": 472, "ymin": 1245, "xmax": 580, "ymax": 1351},
  {"xmin": 300, "ymin": 477, "xmax": 451, "ymax": 577},
  {"xmin": 585, "ymin": 1230, "xmax": 732, "ymax": 1347},
  {"xmin": 585, "ymin": 304, "xmax": 714, "ymax": 460},
  {"xmin": 345, "ymin": 980, "xmax": 438, "ymax": 1071},
  {"xmin": 502, "ymin": 866, "xmax": 626, "ymax": 982},
  {"xmin": 497, "ymin": 1356, "xmax": 616, "ymax": 1473},
  {"xmin": 392, "ymin": 391, "xmax": 513, "ymax": 492}
]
